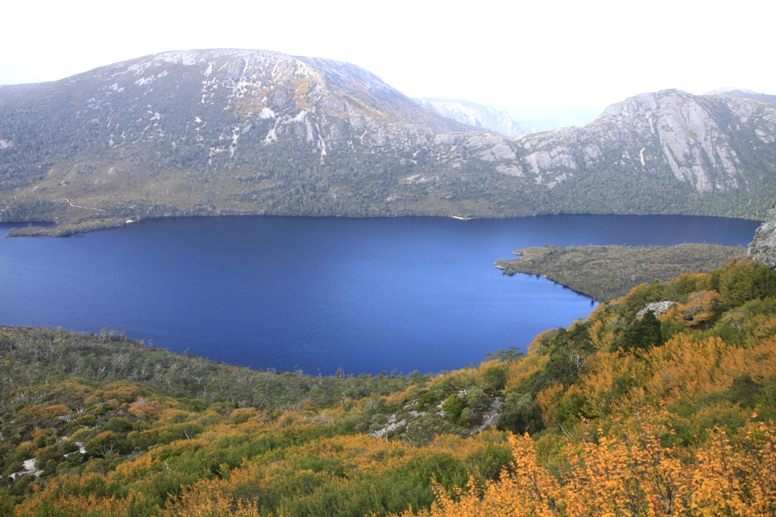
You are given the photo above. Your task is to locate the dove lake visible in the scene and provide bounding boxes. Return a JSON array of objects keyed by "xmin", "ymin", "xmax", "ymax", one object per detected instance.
[{"xmin": 0, "ymin": 215, "xmax": 759, "ymax": 374}]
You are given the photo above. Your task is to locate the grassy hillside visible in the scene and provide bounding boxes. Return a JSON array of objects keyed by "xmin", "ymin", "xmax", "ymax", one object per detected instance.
[
  {"xmin": 496, "ymin": 244, "xmax": 746, "ymax": 300},
  {"xmin": 4, "ymin": 260, "xmax": 776, "ymax": 516}
]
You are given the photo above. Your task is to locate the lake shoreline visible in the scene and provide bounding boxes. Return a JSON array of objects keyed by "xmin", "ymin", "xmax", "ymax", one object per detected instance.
[
  {"xmin": 496, "ymin": 261, "xmax": 600, "ymax": 301},
  {"xmin": 3, "ymin": 211, "xmax": 762, "ymax": 238}
]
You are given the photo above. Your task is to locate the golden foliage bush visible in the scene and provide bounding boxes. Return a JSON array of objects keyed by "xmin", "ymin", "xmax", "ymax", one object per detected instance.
[
  {"xmin": 399, "ymin": 418, "xmax": 776, "ymax": 517},
  {"xmin": 677, "ymin": 290, "xmax": 725, "ymax": 326}
]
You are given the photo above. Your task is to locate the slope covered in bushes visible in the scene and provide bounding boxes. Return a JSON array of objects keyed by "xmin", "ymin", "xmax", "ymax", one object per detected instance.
[{"xmin": 3, "ymin": 260, "xmax": 776, "ymax": 516}]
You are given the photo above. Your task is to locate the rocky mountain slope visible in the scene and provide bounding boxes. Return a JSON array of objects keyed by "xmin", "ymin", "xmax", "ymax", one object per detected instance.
[
  {"xmin": 748, "ymin": 202, "xmax": 776, "ymax": 267},
  {"xmin": 1, "ymin": 49, "xmax": 775, "ymax": 235},
  {"xmin": 414, "ymin": 98, "xmax": 531, "ymax": 137}
]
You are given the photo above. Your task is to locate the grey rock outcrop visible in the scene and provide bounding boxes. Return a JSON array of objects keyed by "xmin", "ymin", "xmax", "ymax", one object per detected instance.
[
  {"xmin": 748, "ymin": 204, "xmax": 776, "ymax": 267},
  {"xmin": 637, "ymin": 301, "xmax": 678, "ymax": 318}
]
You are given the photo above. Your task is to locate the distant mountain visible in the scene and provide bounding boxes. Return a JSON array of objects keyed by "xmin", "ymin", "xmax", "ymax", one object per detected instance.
[
  {"xmin": 705, "ymin": 87, "xmax": 776, "ymax": 106},
  {"xmin": 0, "ymin": 50, "xmax": 775, "ymax": 235},
  {"xmin": 495, "ymin": 104, "xmax": 604, "ymax": 132},
  {"xmin": 414, "ymin": 98, "xmax": 531, "ymax": 137}
]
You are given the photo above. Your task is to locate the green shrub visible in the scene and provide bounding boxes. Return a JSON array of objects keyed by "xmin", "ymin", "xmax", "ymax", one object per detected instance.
[
  {"xmin": 105, "ymin": 417, "xmax": 133, "ymax": 434},
  {"xmin": 482, "ymin": 366, "xmax": 507, "ymax": 393},
  {"xmin": 714, "ymin": 260, "xmax": 776, "ymax": 306},
  {"xmin": 442, "ymin": 394, "xmax": 465, "ymax": 423},
  {"xmin": 497, "ymin": 392, "xmax": 544, "ymax": 435},
  {"xmin": 618, "ymin": 311, "xmax": 663, "ymax": 352},
  {"xmin": 465, "ymin": 387, "xmax": 490, "ymax": 412}
]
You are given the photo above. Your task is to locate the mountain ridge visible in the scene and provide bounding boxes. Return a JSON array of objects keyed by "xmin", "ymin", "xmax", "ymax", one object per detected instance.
[{"xmin": 1, "ymin": 49, "xmax": 775, "ymax": 235}]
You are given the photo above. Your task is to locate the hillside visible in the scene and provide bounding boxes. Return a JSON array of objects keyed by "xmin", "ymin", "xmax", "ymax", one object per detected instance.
[
  {"xmin": 4, "ymin": 259, "xmax": 776, "ymax": 515},
  {"xmin": 1, "ymin": 50, "xmax": 776, "ymax": 235}
]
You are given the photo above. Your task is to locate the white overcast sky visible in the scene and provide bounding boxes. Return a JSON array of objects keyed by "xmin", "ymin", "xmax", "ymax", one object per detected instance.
[{"xmin": 1, "ymin": 0, "xmax": 772, "ymax": 108}]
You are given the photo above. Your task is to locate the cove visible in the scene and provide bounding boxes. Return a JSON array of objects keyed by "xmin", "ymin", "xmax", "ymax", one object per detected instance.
[{"xmin": 0, "ymin": 215, "xmax": 759, "ymax": 374}]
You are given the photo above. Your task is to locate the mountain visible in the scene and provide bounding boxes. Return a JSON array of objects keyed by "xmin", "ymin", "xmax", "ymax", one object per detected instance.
[
  {"xmin": 1, "ymin": 49, "xmax": 775, "ymax": 235},
  {"xmin": 508, "ymin": 88, "xmax": 776, "ymax": 216},
  {"xmin": 706, "ymin": 87, "xmax": 776, "ymax": 106},
  {"xmin": 413, "ymin": 98, "xmax": 531, "ymax": 137}
]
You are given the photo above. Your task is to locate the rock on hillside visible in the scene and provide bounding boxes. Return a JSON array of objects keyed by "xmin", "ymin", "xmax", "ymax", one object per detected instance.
[{"xmin": 749, "ymin": 203, "xmax": 776, "ymax": 267}]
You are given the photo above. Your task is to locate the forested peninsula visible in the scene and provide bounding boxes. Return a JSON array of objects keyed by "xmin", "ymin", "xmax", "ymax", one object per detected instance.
[{"xmin": 496, "ymin": 243, "xmax": 746, "ymax": 301}]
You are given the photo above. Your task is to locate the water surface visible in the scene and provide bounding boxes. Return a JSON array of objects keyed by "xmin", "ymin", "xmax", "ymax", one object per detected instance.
[{"xmin": 0, "ymin": 215, "xmax": 759, "ymax": 374}]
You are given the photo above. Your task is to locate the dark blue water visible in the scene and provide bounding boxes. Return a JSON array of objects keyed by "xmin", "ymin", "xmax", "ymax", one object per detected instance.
[{"xmin": 0, "ymin": 215, "xmax": 759, "ymax": 374}]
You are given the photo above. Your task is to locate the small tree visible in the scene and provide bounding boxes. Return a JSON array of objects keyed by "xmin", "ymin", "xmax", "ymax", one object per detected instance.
[{"xmin": 619, "ymin": 310, "xmax": 663, "ymax": 352}]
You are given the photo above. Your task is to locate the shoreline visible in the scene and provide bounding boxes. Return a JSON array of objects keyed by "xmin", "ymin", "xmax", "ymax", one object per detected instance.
[
  {"xmin": 496, "ymin": 261, "xmax": 601, "ymax": 301},
  {"xmin": 2, "ymin": 211, "xmax": 762, "ymax": 238}
]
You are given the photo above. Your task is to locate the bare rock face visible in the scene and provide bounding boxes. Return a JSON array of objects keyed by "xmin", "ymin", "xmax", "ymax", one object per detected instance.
[
  {"xmin": 515, "ymin": 89, "xmax": 776, "ymax": 194},
  {"xmin": 748, "ymin": 204, "xmax": 776, "ymax": 268}
]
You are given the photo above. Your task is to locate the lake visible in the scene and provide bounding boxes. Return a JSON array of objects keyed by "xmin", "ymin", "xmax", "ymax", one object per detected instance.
[{"xmin": 0, "ymin": 215, "xmax": 760, "ymax": 374}]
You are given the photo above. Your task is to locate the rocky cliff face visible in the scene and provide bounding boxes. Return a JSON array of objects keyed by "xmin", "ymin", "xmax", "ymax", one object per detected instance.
[
  {"xmin": 1, "ymin": 50, "xmax": 775, "ymax": 232},
  {"xmin": 513, "ymin": 89, "xmax": 776, "ymax": 194},
  {"xmin": 748, "ymin": 203, "xmax": 776, "ymax": 267}
]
